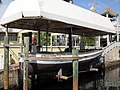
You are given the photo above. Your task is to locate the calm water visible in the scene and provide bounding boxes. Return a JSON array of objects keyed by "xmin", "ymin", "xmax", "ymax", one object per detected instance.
[
  {"xmin": 3, "ymin": 65, "xmax": 120, "ymax": 90},
  {"xmin": 28, "ymin": 65, "xmax": 120, "ymax": 90}
]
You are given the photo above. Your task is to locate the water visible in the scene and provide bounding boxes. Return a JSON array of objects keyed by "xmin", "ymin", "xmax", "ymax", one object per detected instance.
[
  {"xmin": 29, "ymin": 66, "xmax": 120, "ymax": 90},
  {"xmin": 1, "ymin": 66, "xmax": 120, "ymax": 90}
]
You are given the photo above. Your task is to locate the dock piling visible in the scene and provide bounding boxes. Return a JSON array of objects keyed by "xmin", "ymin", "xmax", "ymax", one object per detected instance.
[
  {"xmin": 73, "ymin": 60, "xmax": 78, "ymax": 90},
  {"xmin": 23, "ymin": 60, "xmax": 29, "ymax": 90},
  {"xmin": 4, "ymin": 36, "xmax": 9, "ymax": 90},
  {"xmin": 22, "ymin": 43, "xmax": 80, "ymax": 90},
  {"xmin": 18, "ymin": 53, "xmax": 24, "ymax": 90},
  {"xmin": 23, "ymin": 37, "xmax": 29, "ymax": 90},
  {"xmin": 72, "ymin": 48, "xmax": 79, "ymax": 90}
]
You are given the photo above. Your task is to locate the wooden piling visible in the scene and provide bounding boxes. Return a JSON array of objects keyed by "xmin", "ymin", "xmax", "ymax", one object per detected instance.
[
  {"xmin": 18, "ymin": 53, "xmax": 24, "ymax": 90},
  {"xmin": 24, "ymin": 56, "xmax": 80, "ymax": 90},
  {"xmin": 72, "ymin": 48, "xmax": 79, "ymax": 90},
  {"xmin": 73, "ymin": 60, "xmax": 78, "ymax": 90},
  {"xmin": 23, "ymin": 37, "xmax": 29, "ymax": 90},
  {"xmin": 4, "ymin": 36, "xmax": 9, "ymax": 90},
  {"xmin": 23, "ymin": 60, "xmax": 29, "ymax": 90},
  {"xmin": 22, "ymin": 43, "xmax": 79, "ymax": 90},
  {"xmin": 24, "ymin": 37, "xmax": 29, "ymax": 54}
]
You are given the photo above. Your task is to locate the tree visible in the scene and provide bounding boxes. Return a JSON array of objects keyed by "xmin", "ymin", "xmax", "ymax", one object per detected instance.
[{"xmin": 81, "ymin": 36, "xmax": 96, "ymax": 46}]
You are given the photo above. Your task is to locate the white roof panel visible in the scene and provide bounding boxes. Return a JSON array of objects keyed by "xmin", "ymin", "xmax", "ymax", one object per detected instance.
[{"xmin": 0, "ymin": 0, "xmax": 116, "ymax": 35}]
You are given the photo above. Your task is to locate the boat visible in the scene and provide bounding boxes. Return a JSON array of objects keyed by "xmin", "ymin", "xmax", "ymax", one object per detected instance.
[
  {"xmin": 1, "ymin": 0, "xmax": 115, "ymax": 77},
  {"xmin": 19, "ymin": 49, "xmax": 103, "ymax": 76}
]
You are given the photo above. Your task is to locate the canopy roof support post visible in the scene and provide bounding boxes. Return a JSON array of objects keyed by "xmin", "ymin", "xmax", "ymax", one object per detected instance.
[
  {"xmin": 80, "ymin": 35, "xmax": 85, "ymax": 50},
  {"xmin": 65, "ymin": 34, "xmax": 68, "ymax": 48},
  {"xmin": 46, "ymin": 22, "xmax": 49, "ymax": 52},
  {"xmin": 109, "ymin": 34, "xmax": 112, "ymax": 43},
  {"xmin": 116, "ymin": 16, "xmax": 119, "ymax": 42},
  {"xmin": 37, "ymin": 29, "xmax": 41, "ymax": 52},
  {"xmin": 105, "ymin": 14, "xmax": 110, "ymax": 46},
  {"xmin": 46, "ymin": 31, "xmax": 48, "ymax": 52},
  {"xmin": 68, "ymin": 28, "xmax": 72, "ymax": 52},
  {"xmin": 50, "ymin": 34, "xmax": 53, "ymax": 52},
  {"xmin": 107, "ymin": 34, "xmax": 110, "ymax": 46},
  {"xmin": 98, "ymin": 35, "xmax": 101, "ymax": 47},
  {"xmin": 28, "ymin": 32, "xmax": 32, "ymax": 52}
]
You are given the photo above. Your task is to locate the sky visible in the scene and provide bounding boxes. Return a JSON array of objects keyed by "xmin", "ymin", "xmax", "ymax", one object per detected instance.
[{"xmin": 0, "ymin": 0, "xmax": 120, "ymax": 22}]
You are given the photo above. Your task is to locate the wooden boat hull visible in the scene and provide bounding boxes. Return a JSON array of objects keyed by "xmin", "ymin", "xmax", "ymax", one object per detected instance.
[{"xmin": 19, "ymin": 50, "xmax": 103, "ymax": 76}]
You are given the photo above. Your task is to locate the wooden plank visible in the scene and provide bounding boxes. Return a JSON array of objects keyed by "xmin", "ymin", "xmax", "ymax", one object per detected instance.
[
  {"xmin": 56, "ymin": 75, "xmax": 69, "ymax": 80},
  {"xmin": 25, "ymin": 56, "xmax": 80, "ymax": 61}
]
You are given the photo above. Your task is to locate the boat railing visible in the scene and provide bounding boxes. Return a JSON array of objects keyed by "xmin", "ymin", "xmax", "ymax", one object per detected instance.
[
  {"xmin": 102, "ymin": 41, "xmax": 120, "ymax": 56},
  {"xmin": 40, "ymin": 45, "xmax": 102, "ymax": 52}
]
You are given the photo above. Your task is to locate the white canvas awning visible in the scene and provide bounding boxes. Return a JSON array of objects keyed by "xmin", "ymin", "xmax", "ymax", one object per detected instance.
[
  {"xmin": 19, "ymin": 30, "xmax": 38, "ymax": 34},
  {"xmin": 0, "ymin": 25, "xmax": 21, "ymax": 33},
  {"xmin": 0, "ymin": 0, "xmax": 116, "ymax": 36}
]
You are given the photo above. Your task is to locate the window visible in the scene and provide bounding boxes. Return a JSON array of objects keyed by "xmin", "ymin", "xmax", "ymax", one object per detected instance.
[{"xmin": 0, "ymin": 33, "xmax": 17, "ymax": 41}]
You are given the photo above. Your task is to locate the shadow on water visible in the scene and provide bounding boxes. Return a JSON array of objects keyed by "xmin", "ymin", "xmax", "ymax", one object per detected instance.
[
  {"xmin": 29, "ymin": 66, "xmax": 120, "ymax": 90},
  {"xmin": 28, "ymin": 71, "xmax": 104, "ymax": 90},
  {"xmin": 1, "ymin": 65, "xmax": 120, "ymax": 90}
]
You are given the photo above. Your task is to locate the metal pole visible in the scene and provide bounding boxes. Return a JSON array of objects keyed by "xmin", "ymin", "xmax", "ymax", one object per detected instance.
[
  {"xmin": 65, "ymin": 34, "xmax": 68, "ymax": 48},
  {"xmin": 28, "ymin": 32, "xmax": 32, "ymax": 52},
  {"xmin": 38, "ymin": 30, "xmax": 41, "ymax": 52},
  {"xmin": 46, "ymin": 21, "xmax": 49, "ymax": 52},
  {"xmin": 116, "ymin": 16, "xmax": 119, "ymax": 42},
  {"xmin": 23, "ymin": 37, "xmax": 29, "ymax": 90},
  {"xmin": 4, "ymin": 36, "xmax": 9, "ymax": 90},
  {"xmin": 69, "ymin": 28, "xmax": 72, "ymax": 52},
  {"xmin": 50, "ymin": 34, "xmax": 53, "ymax": 52},
  {"xmin": 98, "ymin": 35, "xmax": 101, "ymax": 47}
]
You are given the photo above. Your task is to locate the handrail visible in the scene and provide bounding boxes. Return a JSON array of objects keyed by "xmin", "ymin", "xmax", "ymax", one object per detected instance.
[
  {"xmin": 102, "ymin": 41, "xmax": 120, "ymax": 56},
  {"xmin": 102, "ymin": 41, "xmax": 116, "ymax": 50},
  {"xmin": 9, "ymin": 48, "xmax": 19, "ymax": 63}
]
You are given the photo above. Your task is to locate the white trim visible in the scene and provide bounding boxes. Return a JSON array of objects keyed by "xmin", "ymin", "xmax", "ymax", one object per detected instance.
[{"xmin": 19, "ymin": 50, "xmax": 103, "ymax": 64}]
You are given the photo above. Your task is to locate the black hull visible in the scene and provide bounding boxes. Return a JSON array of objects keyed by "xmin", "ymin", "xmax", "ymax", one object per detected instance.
[{"xmin": 20, "ymin": 55, "xmax": 102, "ymax": 76}]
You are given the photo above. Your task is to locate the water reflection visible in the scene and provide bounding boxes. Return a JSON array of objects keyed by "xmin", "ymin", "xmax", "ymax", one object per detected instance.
[
  {"xmin": 30, "ymin": 66, "xmax": 120, "ymax": 90},
  {"xmin": 78, "ymin": 66, "xmax": 120, "ymax": 90}
]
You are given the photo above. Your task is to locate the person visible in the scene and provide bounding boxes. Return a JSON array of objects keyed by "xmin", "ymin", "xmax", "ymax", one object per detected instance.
[{"xmin": 32, "ymin": 34, "xmax": 35, "ymax": 45}]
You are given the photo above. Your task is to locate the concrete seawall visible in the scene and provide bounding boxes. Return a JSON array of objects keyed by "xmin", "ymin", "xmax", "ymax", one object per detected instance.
[
  {"xmin": 0, "ymin": 64, "xmax": 19, "ymax": 89},
  {"xmin": 104, "ymin": 47, "xmax": 120, "ymax": 68}
]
